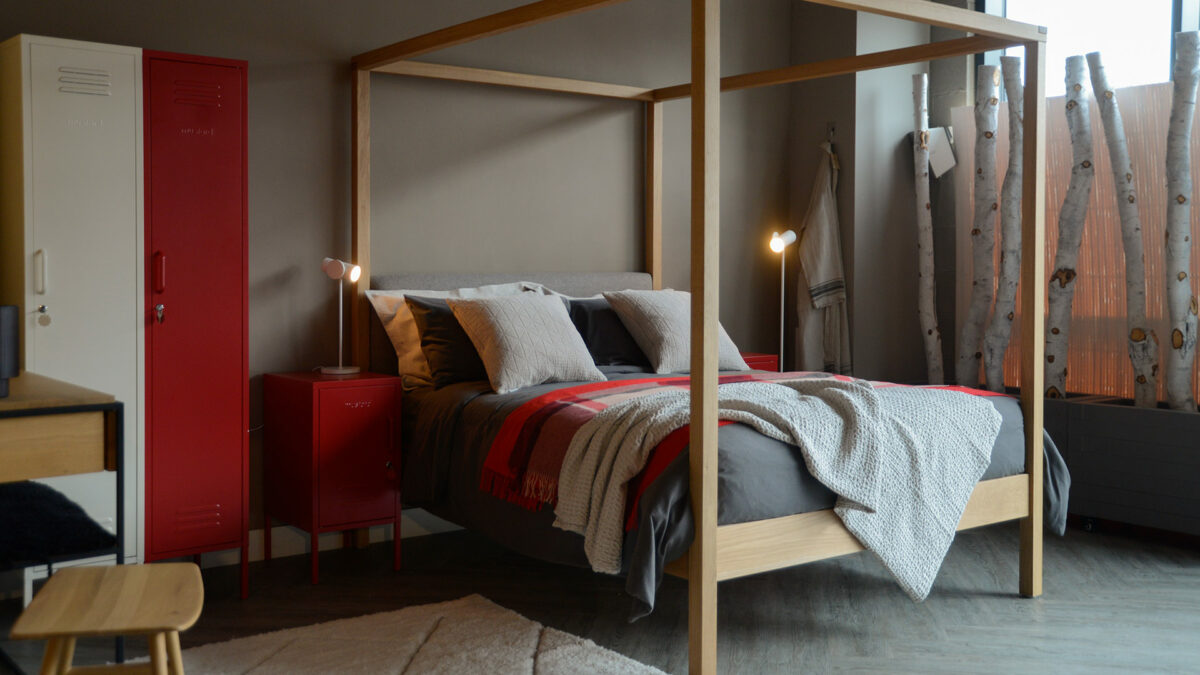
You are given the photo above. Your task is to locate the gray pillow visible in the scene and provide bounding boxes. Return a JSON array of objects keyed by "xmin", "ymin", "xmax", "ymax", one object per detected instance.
[
  {"xmin": 603, "ymin": 289, "xmax": 749, "ymax": 374},
  {"xmin": 446, "ymin": 294, "xmax": 606, "ymax": 394}
]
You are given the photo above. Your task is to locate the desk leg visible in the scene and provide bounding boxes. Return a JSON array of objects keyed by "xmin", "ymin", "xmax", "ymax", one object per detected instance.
[{"xmin": 310, "ymin": 532, "xmax": 319, "ymax": 585}]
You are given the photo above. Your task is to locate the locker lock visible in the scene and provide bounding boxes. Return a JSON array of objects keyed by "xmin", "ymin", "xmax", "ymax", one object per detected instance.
[{"xmin": 154, "ymin": 304, "xmax": 165, "ymax": 324}]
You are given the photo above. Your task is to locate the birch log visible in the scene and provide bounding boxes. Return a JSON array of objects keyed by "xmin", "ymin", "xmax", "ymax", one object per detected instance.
[
  {"xmin": 1087, "ymin": 51, "xmax": 1158, "ymax": 408},
  {"xmin": 912, "ymin": 73, "xmax": 944, "ymax": 384},
  {"xmin": 982, "ymin": 56, "xmax": 1024, "ymax": 392},
  {"xmin": 1045, "ymin": 56, "xmax": 1094, "ymax": 399},
  {"xmin": 956, "ymin": 65, "xmax": 1000, "ymax": 388},
  {"xmin": 1165, "ymin": 31, "xmax": 1200, "ymax": 412}
]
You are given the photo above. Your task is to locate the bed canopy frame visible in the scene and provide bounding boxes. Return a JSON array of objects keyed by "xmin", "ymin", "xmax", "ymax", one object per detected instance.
[{"xmin": 349, "ymin": 2, "xmax": 1047, "ymax": 672}]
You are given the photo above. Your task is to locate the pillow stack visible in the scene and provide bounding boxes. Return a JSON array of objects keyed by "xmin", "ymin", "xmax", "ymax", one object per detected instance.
[{"xmin": 371, "ymin": 283, "xmax": 749, "ymax": 394}]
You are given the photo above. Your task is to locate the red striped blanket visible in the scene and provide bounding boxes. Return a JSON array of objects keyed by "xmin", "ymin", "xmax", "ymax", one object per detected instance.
[{"xmin": 479, "ymin": 371, "xmax": 1007, "ymax": 528}]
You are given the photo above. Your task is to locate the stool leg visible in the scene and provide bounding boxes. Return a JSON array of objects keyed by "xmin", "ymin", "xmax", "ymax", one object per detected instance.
[
  {"xmin": 55, "ymin": 637, "xmax": 75, "ymax": 674},
  {"xmin": 38, "ymin": 637, "xmax": 61, "ymax": 675},
  {"xmin": 149, "ymin": 632, "xmax": 169, "ymax": 675},
  {"xmin": 263, "ymin": 513, "xmax": 272, "ymax": 563},
  {"xmin": 166, "ymin": 631, "xmax": 184, "ymax": 675}
]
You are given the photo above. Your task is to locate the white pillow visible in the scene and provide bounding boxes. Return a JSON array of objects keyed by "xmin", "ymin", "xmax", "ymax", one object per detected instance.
[
  {"xmin": 604, "ymin": 289, "xmax": 749, "ymax": 374},
  {"xmin": 366, "ymin": 282, "xmax": 546, "ymax": 387},
  {"xmin": 446, "ymin": 294, "xmax": 606, "ymax": 394}
]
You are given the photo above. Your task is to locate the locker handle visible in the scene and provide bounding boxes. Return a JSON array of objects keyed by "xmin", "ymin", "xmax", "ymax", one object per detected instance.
[
  {"xmin": 153, "ymin": 251, "xmax": 167, "ymax": 293},
  {"xmin": 33, "ymin": 249, "xmax": 47, "ymax": 295}
]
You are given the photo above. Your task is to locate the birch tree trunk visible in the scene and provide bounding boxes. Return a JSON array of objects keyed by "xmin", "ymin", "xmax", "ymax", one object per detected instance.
[
  {"xmin": 1165, "ymin": 31, "xmax": 1200, "ymax": 412},
  {"xmin": 912, "ymin": 73, "xmax": 944, "ymax": 384},
  {"xmin": 982, "ymin": 56, "xmax": 1023, "ymax": 392},
  {"xmin": 1045, "ymin": 56, "xmax": 1094, "ymax": 398},
  {"xmin": 956, "ymin": 65, "xmax": 1000, "ymax": 388},
  {"xmin": 1087, "ymin": 51, "xmax": 1159, "ymax": 408}
]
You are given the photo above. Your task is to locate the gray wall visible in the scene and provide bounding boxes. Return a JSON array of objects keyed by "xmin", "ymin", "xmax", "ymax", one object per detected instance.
[{"xmin": 0, "ymin": 0, "xmax": 793, "ymax": 524}]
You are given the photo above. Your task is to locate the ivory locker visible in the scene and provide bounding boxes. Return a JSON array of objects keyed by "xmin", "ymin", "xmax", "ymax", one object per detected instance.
[{"xmin": 0, "ymin": 34, "xmax": 144, "ymax": 563}]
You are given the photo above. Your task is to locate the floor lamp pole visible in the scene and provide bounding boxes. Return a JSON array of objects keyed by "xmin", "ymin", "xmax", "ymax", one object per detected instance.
[{"xmin": 779, "ymin": 253, "xmax": 785, "ymax": 372}]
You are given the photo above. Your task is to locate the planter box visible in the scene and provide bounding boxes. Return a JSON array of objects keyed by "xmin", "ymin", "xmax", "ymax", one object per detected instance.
[{"xmin": 1047, "ymin": 396, "xmax": 1200, "ymax": 536}]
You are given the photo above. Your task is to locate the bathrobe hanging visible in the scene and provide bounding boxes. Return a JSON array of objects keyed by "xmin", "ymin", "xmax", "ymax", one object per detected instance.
[{"xmin": 795, "ymin": 141, "xmax": 852, "ymax": 375}]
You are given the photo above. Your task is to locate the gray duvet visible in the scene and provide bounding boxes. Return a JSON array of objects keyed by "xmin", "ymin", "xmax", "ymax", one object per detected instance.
[{"xmin": 401, "ymin": 366, "xmax": 1070, "ymax": 619}]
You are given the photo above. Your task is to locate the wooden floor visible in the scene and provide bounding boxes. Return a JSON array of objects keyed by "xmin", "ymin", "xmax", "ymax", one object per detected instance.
[{"xmin": 2, "ymin": 521, "xmax": 1198, "ymax": 673}]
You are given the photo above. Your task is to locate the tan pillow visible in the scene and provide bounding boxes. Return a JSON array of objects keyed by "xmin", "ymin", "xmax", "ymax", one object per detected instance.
[
  {"xmin": 603, "ymin": 289, "xmax": 749, "ymax": 374},
  {"xmin": 366, "ymin": 282, "xmax": 544, "ymax": 387},
  {"xmin": 447, "ymin": 294, "xmax": 605, "ymax": 394}
]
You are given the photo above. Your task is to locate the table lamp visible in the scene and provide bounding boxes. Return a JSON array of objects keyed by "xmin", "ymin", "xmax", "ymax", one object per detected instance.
[
  {"xmin": 321, "ymin": 258, "xmax": 361, "ymax": 375},
  {"xmin": 769, "ymin": 230, "xmax": 796, "ymax": 372}
]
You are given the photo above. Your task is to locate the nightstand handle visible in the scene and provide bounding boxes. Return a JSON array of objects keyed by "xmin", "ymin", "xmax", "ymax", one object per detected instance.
[{"xmin": 385, "ymin": 460, "xmax": 393, "ymax": 469}]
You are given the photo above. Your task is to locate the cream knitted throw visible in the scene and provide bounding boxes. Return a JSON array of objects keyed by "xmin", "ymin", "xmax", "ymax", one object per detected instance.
[{"xmin": 552, "ymin": 377, "xmax": 1002, "ymax": 600}]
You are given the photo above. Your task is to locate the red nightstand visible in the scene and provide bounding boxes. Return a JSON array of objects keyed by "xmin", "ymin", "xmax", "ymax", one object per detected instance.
[
  {"xmin": 740, "ymin": 352, "xmax": 780, "ymax": 372},
  {"xmin": 263, "ymin": 371, "xmax": 402, "ymax": 583}
]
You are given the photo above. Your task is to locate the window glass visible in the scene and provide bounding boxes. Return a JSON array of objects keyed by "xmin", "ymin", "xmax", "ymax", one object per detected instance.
[{"xmin": 1004, "ymin": 0, "xmax": 1173, "ymax": 96}]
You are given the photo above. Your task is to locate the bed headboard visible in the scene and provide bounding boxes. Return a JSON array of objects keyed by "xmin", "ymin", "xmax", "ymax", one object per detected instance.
[{"xmin": 368, "ymin": 272, "xmax": 654, "ymax": 375}]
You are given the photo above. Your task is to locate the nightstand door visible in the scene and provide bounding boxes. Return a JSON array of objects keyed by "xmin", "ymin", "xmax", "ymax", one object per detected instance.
[{"xmin": 317, "ymin": 385, "xmax": 396, "ymax": 528}]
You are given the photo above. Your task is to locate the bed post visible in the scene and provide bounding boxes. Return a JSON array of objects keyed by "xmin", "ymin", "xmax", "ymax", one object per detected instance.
[
  {"xmin": 351, "ymin": 67, "xmax": 371, "ymax": 369},
  {"xmin": 689, "ymin": 0, "xmax": 720, "ymax": 673},
  {"xmin": 645, "ymin": 101, "xmax": 664, "ymax": 290},
  {"xmin": 1018, "ymin": 36, "xmax": 1046, "ymax": 598}
]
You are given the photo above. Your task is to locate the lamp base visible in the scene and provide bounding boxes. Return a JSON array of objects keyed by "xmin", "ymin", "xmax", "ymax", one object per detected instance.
[{"xmin": 319, "ymin": 365, "xmax": 361, "ymax": 376}]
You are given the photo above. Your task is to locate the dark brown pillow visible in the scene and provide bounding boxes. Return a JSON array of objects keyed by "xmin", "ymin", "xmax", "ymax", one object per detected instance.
[{"xmin": 404, "ymin": 295, "xmax": 488, "ymax": 387}]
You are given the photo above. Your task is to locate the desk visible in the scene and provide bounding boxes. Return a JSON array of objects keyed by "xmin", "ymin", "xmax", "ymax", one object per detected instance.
[{"xmin": 0, "ymin": 372, "xmax": 125, "ymax": 671}]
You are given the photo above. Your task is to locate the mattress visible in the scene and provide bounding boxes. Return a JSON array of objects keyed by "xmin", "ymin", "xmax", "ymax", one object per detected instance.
[{"xmin": 400, "ymin": 366, "xmax": 1070, "ymax": 619}]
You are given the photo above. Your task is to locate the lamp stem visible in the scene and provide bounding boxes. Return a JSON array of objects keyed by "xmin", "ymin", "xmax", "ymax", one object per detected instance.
[
  {"xmin": 779, "ymin": 252, "xmax": 786, "ymax": 372},
  {"xmin": 338, "ymin": 276, "xmax": 344, "ymax": 369}
]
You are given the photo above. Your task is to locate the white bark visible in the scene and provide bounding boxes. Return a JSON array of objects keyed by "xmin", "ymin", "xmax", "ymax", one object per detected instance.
[
  {"xmin": 912, "ymin": 73, "xmax": 944, "ymax": 385},
  {"xmin": 956, "ymin": 65, "xmax": 1000, "ymax": 388},
  {"xmin": 1087, "ymin": 51, "xmax": 1159, "ymax": 408},
  {"xmin": 1165, "ymin": 31, "xmax": 1200, "ymax": 411},
  {"xmin": 982, "ymin": 56, "xmax": 1023, "ymax": 392},
  {"xmin": 1045, "ymin": 56, "xmax": 1094, "ymax": 399}
]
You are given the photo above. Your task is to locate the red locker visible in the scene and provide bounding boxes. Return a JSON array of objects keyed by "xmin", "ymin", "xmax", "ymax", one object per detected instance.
[{"xmin": 143, "ymin": 51, "xmax": 249, "ymax": 595}]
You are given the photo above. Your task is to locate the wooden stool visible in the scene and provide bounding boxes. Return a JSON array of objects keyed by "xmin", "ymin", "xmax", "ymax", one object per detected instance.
[{"xmin": 9, "ymin": 563, "xmax": 203, "ymax": 675}]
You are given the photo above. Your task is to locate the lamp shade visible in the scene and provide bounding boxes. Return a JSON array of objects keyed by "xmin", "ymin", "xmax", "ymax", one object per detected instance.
[
  {"xmin": 322, "ymin": 257, "xmax": 361, "ymax": 282},
  {"xmin": 769, "ymin": 230, "xmax": 797, "ymax": 253}
]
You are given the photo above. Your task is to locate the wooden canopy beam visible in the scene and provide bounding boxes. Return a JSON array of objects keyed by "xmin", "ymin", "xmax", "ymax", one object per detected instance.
[
  {"xmin": 652, "ymin": 34, "xmax": 1016, "ymax": 101},
  {"xmin": 806, "ymin": 0, "xmax": 1045, "ymax": 42},
  {"xmin": 353, "ymin": 0, "xmax": 631, "ymax": 71},
  {"xmin": 374, "ymin": 60, "xmax": 655, "ymax": 101}
]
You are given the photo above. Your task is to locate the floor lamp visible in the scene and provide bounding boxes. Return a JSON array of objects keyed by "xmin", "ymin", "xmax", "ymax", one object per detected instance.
[
  {"xmin": 321, "ymin": 257, "xmax": 361, "ymax": 375},
  {"xmin": 769, "ymin": 230, "xmax": 797, "ymax": 372}
]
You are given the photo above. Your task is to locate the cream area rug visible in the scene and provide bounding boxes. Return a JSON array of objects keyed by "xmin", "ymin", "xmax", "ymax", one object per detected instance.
[{"xmin": 176, "ymin": 595, "xmax": 665, "ymax": 674}]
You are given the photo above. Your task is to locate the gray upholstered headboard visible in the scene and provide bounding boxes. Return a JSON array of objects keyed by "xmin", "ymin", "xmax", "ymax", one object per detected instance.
[{"xmin": 368, "ymin": 272, "xmax": 654, "ymax": 375}]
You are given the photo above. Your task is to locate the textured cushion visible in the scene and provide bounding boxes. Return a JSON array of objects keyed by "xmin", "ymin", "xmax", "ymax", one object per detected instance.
[
  {"xmin": 366, "ymin": 282, "xmax": 542, "ymax": 388},
  {"xmin": 565, "ymin": 297, "xmax": 650, "ymax": 368},
  {"xmin": 447, "ymin": 295, "xmax": 606, "ymax": 394},
  {"xmin": 405, "ymin": 296, "xmax": 488, "ymax": 387},
  {"xmin": 604, "ymin": 289, "xmax": 749, "ymax": 374},
  {"xmin": 0, "ymin": 482, "xmax": 117, "ymax": 567}
]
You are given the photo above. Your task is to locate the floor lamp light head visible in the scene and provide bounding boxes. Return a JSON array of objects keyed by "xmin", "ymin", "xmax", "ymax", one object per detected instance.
[
  {"xmin": 769, "ymin": 229, "xmax": 797, "ymax": 253},
  {"xmin": 769, "ymin": 230, "xmax": 796, "ymax": 373},
  {"xmin": 320, "ymin": 258, "xmax": 361, "ymax": 375}
]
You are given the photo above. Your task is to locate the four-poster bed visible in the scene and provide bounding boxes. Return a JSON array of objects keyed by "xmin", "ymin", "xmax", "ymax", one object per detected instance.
[{"xmin": 348, "ymin": 1, "xmax": 1048, "ymax": 672}]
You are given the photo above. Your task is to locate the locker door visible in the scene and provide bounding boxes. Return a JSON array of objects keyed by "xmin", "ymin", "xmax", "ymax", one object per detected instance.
[
  {"xmin": 145, "ymin": 57, "xmax": 244, "ymax": 556},
  {"xmin": 27, "ymin": 41, "xmax": 141, "ymax": 555}
]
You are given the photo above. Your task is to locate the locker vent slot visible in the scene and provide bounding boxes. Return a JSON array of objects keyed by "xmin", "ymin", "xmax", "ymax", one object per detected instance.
[
  {"xmin": 58, "ymin": 66, "xmax": 111, "ymax": 96},
  {"xmin": 175, "ymin": 503, "xmax": 223, "ymax": 532},
  {"xmin": 174, "ymin": 79, "xmax": 222, "ymax": 108}
]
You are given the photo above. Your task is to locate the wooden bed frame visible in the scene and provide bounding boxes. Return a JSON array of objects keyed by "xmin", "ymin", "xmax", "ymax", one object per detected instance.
[{"xmin": 348, "ymin": 2, "xmax": 1047, "ymax": 672}]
